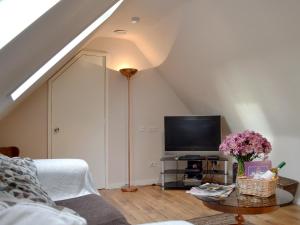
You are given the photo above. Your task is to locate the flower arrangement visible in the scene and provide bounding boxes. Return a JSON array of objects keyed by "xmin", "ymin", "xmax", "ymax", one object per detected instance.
[{"xmin": 219, "ymin": 130, "xmax": 272, "ymax": 176}]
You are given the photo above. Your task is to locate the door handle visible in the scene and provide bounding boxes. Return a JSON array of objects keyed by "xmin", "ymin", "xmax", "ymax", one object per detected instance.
[{"xmin": 54, "ymin": 127, "xmax": 60, "ymax": 134}]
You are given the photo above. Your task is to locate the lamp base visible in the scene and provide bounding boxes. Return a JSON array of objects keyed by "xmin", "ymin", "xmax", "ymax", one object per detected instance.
[{"xmin": 121, "ymin": 185, "xmax": 138, "ymax": 192}]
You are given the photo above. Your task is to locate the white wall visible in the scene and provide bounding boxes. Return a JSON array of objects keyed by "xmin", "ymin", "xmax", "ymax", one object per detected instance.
[
  {"xmin": 131, "ymin": 69, "xmax": 191, "ymax": 185},
  {"xmin": 0, "ymin": 84, "xmax": 48, "ymax": 158},
  {"xmin": 0, "ymin": 37, "xmax": 190, "ymax": 188},
  {"xmin": 86, "ymin": 37, "xmax": 190, "ymax": 187},
  {"xmin": 155, "ymin": 0, "xmax": 300, "ymax": 203}
]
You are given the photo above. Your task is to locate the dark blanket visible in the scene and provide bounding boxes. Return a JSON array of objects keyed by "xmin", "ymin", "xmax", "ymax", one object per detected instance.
[{"xmin": 56, "ymin": 194, "xmax": 130, "ymax": 225}]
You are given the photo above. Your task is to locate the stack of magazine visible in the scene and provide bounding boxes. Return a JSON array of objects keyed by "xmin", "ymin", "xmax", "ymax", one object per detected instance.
[{"xmin": 187, "ymin": 183, "xmax": 235, "ymax": 198}]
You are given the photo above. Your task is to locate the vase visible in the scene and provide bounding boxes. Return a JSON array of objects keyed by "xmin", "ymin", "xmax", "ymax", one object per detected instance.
[{"xmin": 237, "ymin": 160, "xmax": 245, "ymax": 177}]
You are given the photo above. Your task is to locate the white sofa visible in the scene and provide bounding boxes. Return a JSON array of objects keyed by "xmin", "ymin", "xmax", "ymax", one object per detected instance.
[{"xmin": 34, "ymin": 159, "xmax": 193, "ymax": 225}]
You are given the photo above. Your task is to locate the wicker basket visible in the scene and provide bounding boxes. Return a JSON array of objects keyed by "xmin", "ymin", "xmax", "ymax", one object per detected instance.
[{"xmin": 237, "ymin": 176, "xmax": 278, "ymax": 197}]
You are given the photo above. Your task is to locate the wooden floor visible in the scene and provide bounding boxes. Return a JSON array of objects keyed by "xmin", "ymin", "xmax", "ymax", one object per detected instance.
[{"xmin": 100, "ymin": 185, "xmax": 300, "ymax": 225}]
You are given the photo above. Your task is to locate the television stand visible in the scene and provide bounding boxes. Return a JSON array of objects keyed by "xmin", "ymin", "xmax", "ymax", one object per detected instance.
[{"xmin": 160, "ymin": 155, "xmax": 229, "ymax": 190}]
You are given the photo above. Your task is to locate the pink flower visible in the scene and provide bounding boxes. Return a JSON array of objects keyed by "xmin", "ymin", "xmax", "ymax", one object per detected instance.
[{"xmin": 219, "ymin": 130, "xmax": 272, "ymax": 159}]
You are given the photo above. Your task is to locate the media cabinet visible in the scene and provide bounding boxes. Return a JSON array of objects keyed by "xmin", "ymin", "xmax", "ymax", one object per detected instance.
[{"xmin": 160, "ymin": 155, "xmax": 229, "ymax": 190}]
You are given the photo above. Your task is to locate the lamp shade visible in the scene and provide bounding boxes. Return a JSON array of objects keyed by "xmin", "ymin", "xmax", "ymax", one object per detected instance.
[{"xmin": 119, "ymin": 68, "xmax": 138, "ymax": 79}]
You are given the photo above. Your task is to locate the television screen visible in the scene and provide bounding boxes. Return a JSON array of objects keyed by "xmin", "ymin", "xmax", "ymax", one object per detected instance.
[{"xmin": 164, "ymin": 116, "xmax": 221, "ymax": 151}]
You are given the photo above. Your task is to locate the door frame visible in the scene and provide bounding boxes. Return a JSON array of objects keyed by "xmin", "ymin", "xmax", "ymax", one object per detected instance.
[{"xmin": 48, "ymin": 50, "xmax": 109, "ymax": 188}]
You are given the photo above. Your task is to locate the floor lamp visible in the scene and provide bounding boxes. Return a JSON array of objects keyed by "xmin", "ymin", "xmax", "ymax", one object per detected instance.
[{"xmin": 119, "ymin": 68, "xmax": 138, "ymax": 192}]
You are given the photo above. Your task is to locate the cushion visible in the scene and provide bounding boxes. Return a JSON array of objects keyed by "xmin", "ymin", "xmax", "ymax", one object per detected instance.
[
  {"xmin": 56, "ymin": 194, "xmax": 130, "ymax": 225},
  {"xmin": 0, "ymin": 154, "xmax": 55, "ymax": 206},
  {"xmin": 0, "ymin": 201, "xmax": 86, "ymax": 225}
]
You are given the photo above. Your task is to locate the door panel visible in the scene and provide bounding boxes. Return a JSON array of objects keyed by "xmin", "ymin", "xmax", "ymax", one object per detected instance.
[{"xmin": 50, "ymin": 54, "xmax": 106, "ymax": 189}]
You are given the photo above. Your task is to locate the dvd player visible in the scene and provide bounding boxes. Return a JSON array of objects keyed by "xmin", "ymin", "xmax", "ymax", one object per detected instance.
[
  {"xmin": 178, "ymin": 155, "xmax": 205, "ymax": 160},
  {"xmin": 207, "ymin": 155, "xmax": 219, "ymax": 160}
]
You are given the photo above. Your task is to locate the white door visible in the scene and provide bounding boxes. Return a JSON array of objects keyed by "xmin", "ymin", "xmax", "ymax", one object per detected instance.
[{"xmin": 49, "ymin": 52, "xmax": 106, "ymax": 189}]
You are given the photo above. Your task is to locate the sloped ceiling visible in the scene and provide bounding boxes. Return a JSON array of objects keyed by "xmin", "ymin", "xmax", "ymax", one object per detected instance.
[
  {"xmin": 0, "ymin": 0, "xmax": 118, "ymax": 118},
  {"xmin": 158, "ymin": 0, "xmax": 300, "ymax": 136}
]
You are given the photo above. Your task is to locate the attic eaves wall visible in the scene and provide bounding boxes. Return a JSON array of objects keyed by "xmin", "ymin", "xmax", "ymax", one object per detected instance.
[{"xmin": 0, "ymin": 0, "xmax": 118, "ymax": 119}]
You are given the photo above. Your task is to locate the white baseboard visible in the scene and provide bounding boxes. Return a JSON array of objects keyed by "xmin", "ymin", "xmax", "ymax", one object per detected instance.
[
  {"xmin": 106, "ymin": 182, "xmax": 125, "ymax": 189},
  {"xmin": 106, "ymin": 178, "xmax": 159, "ymax": 189},
  {"xmin": 133, "ymin": 178, "xmax": 159, "ymax": 186}
]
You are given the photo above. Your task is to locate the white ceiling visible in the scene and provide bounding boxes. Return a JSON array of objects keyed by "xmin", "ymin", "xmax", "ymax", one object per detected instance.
[
  {"xmin": 92, "ymin": 0, "xmax": 186, "ymax": 67},
  {"xmin": 94, "ymin": 0, "xmax": 185, "ymax": 39}
]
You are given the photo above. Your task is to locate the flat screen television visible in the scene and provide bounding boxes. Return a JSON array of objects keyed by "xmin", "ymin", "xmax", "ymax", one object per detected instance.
[{"xmin": 164, "ymin": 116, "xmax": 221, "ymax": 151}]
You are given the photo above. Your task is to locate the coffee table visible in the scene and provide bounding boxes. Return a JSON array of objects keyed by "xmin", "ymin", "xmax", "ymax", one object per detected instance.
[{"xmin": 197, "ymin": 188, "xmax": 293, "ymax": 225}]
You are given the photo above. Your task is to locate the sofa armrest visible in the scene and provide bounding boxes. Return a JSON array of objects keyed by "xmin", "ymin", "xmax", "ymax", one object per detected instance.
[{"xmin": 34, "ymin": 159, "xmax": 99, "ymax": 201}]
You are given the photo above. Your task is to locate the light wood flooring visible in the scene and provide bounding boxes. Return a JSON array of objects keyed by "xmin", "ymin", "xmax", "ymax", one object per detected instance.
[{"xmin": 100, "ymin": 185, "xmax": 300, "ymax": 225}]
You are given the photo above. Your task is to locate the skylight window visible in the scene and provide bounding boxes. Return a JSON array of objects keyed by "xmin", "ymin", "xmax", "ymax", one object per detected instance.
[
  {"xmin": 0, "ymin": 0, "xmax": 60, "ymax": 50},
  {"xmin": 10, "ymin": 0, "xmax": 124, "ymax": 101}
]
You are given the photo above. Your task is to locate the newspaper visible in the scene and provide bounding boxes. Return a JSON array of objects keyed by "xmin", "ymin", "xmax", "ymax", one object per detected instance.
[{"xmin": 186, "ymin": 183, "xmax": 235, "ymax": 198}]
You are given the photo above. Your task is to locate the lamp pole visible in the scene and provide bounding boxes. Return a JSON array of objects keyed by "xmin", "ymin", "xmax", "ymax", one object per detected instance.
[{"xmin": 119, "ymin": 68, "xmax": 138, "ymax": 192}]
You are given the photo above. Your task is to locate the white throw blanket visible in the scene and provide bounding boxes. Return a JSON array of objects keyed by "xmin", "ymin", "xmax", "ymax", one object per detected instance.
[
  {"xmin": 34, "ymin": 159, "xmax": 99, "ymax": 201},
  {"xmin": 0, "ymin": 202, "xmax": 87, "ymax": 225}
]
